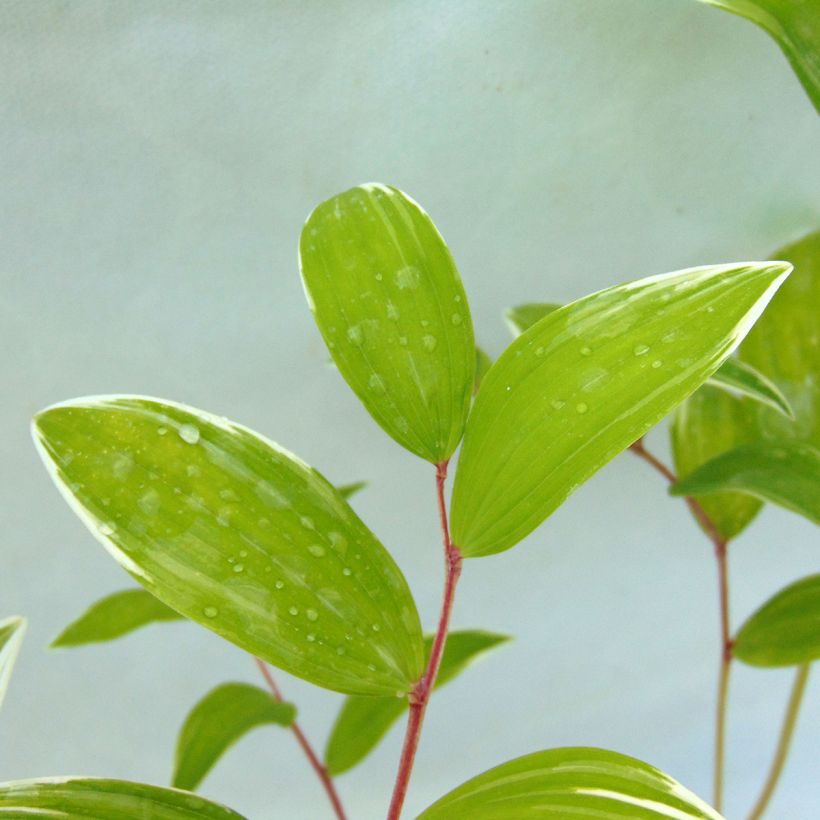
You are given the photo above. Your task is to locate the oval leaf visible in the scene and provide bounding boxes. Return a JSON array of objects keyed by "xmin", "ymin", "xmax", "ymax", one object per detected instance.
[
  {"xmin": 0, "ymin": 616, "xmax": 26, "ymax": 714},
  {"xmin": 671, "ymin": 387, "xmax": 762, "ymax": 541},
  {"xmin": 505, "ymin": 302, "xmax": 562, "ymax": 336},
  {"xmin": 299, "ymin": 183, "xmax": 475, "ymax": 464},
  {"xmin": 52, "ymin": 589, "xmax": 183, "ymax": 648},
  {"xmin": 325, "ymin": 630, "xmax": 510, "ymax": 776},
  {"xmin": 452, "ymin": 262, "xmax": 791, "ymax": 557},
  {"xmin": 0, "ymin": 778, "xmax": 245, "ymax": 819},
  {"xmin": 32, "ymin": 396, "xmax": 424, "ymax": 696},
  {"xmin": 740, "ymin": 229, "xmax": 820, "ymax": 447},
  {"xmin": 418, "ymin": 747, "xmax": 723, "ymax": 819},
  {"xmin": 699, "ymin": 1, "xmax": 820, "ymax": 113},
  {"xmin": 707, "ymin": 357, "xmax": 793, "ymax": 418},
  {"xmin": 173, "ymin": 683, "xmax": 295, "ymax": 791},
  {"xmin": 670, "ymin": 441, "xmax": 820, "ymax": 525},
  {"xmin": 734, "ymin": 574, "xmax": 820, "ymax": 667}
]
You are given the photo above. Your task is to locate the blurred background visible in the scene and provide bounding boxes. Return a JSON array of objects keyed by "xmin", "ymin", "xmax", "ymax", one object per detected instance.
[{"xmin": 1, "ymin": 1, "xmax": 818, "ymax": 818}]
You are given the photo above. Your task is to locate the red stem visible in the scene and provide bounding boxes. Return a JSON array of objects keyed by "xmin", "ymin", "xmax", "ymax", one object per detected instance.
[
  {"xmin": 387, "ymin": 460, "xmax": 463, "ymax": 820},
  {"xmin": 254, "ymin": 657, "xmax": 348, "ymax": 820}
]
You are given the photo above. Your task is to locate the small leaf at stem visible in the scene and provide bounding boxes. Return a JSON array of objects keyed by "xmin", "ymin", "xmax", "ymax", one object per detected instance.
[
  {"xmin": 0, "ymin": 616, "xmax": 26, "ymax": 714},
  {"xmin": 734, "ymin": 574, "xmax": 820, "ymax": 667},
  {"xmin": 51, "ymin": 589, "xmax": 183, "ymax": 648},
  {"xmin": 325, "ymin": 630, "xmax": 510, "ymax": 775},
  {"xmin": 32, "ymin": 396, "xmax": 424, "ymax": 696},
  {"xmin": 172, "ymin": 683, "xmax": 296, "ymax": 791},
  {"xmin": 706, "ymin": 358, "xmax": 793, "ymax": 418},
  {"xmin": 0, "ymin": 778, "xmax": 246, "ymax": 818},
  {"xmin": 418, "ymin": 747, "xmax": 723, "ymax": 819},
  {"xmin": 300, "ymin": 184, "xmax": 475, "ymax": 463},
  {"xmin": 670, "ymin": 441, "xmax": 820, "ymax": 525},
  {"xmin": 452, "ymin": 262, "xmax": 791, "ymax": 557},
  {"xmin": 504, "ymin": 302, "xmax": 562, "ymax": 336},
  {"xmin": 698, "ymin": 1, "xmax": 820, "ymax": 114},
  {"xmin": 671, "ymin": 387, "xmax": 762, "ymax": 540}
]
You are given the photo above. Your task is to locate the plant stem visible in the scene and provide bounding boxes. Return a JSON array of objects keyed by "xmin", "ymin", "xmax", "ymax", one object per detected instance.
[
  {"xmin": 387, "ymin": 460, "xmax": 463, "ymax": 820},
  {"xmin": 254, "ymin": 657, "xmax": 348, "ymax": 820},
  {"xmin": 747, "ymin": 664, "xmax": 811, "ymax": 820},
  {"xmin": 629, "ymin": 438, "xmax": 733, "ymax": 812}
]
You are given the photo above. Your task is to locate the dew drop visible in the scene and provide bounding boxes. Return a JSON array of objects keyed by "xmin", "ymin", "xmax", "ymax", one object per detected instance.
[
  {"xmin": 395, "ymin": 416, "xmax": 410, "ymax": 433},
  {"xmin": 576, "ymin": 402, "xmax": 589, "ymax": 414},
  {"xmin": 454, "ymin": 294, "xmax": 462, "ymax": 303},
  {"xmin": 259, "ymin": 517, "xmax": 271, "ymax": 528},
  {"xmin": 306, "ymin": 633, "xmax": 316, "ymax": 642},
  {"xmin": 157, "ymin": 426, "xmax": 168, "ymax": 436},
  {"xmin": 275, "ymin": 580, "xmax": 285, "ymax": 590},
  {"xmin": 651, "ymin": 359, "xmax": 663, "ymax": 369},
  {"xmin": 386, "ymin": 301, "xmax": 400, "ymax": 320},
  {"xmin": 336, "ymin": 646, "xmax": 346, "ymax": 655},
  {"xmin": 550, "ymin": 399, "xmax": 565, "ymax": 410},
  {"xmin": 346, "ymin": 325, "xmax": 364, "ymax": 346},
  {"xmin": 186, "ymin": 464, "xmax": 200, "ymax": 478},
  {"xmin": 394, "ymin": 266, "xmax": 420, "ymax": 290},
  {"xmin": 98, "ymin": 522, "xmax": 115, "ymax": 536},
  {"xmin": 371, "ymin": 623, "xmax": 381, "ymax": 632},
  {"xmin": 342, "ymin": 567, "xmax": 352, "ymax": 576},
  {"xmin": 398, "ymin": 335, "xmax": 408, "ymax": 346},
  {"xmin": 308, "ymin": 544, "xmax": 326, "ymax": 558},
  {"xmin": 580, "ymin": 346, "xmax": 592, "ymax": 356},
  {"xmin": 451, "ymin": 313, "xmax": 462, "ymax": 325},
  {"xmin": 367, "ymin": 664, "xmax": 377, "ymax": 672},
  {"xmin": 375, "ymin": 272, "xmax": 383, "ymax": 281},
  {"xmin": 233, "ymin": 564, "xmax": 244, "ymax": 573},
  {"xmin": 288, "ymin": 606, "xmax": 299, "ymax": 616},
  {"xmin": 368, "ymin": 374, "xmax": 386, "ymax": 393},
  {"xmin": 138, "ymin": 488, "xmax": 161, "ymax": 516},
  {"xmin": 633, "ymin": 344, "xmax": 650, "ymax": 357},
  {"xmin": 300, "ymin": 516, "xmax": 315, "ymax": 530},
  {"xmin": 306, "ymin": 608, "xmax": 319, "ymax": 622},
  {"xmin": 239, "ymin": 549, "xmax": 248, "ymax": 558},
  {"xmin": 204, "ymin": 606, "xmax": 218, "ymax": 618},
  {"xmin": 535, "ymin": 346, "xmax": 545, "ymax": 357},
  {"xmin": 219, "ymin": 488, "xmax": 239, "ymax": 501},
  {"xmin": 421, "ymin": 334, "xmax": 437, "ymax": 352},
  {"xmin": 178, "ymin": 424, "xmax": 200, "ymax": 444}
]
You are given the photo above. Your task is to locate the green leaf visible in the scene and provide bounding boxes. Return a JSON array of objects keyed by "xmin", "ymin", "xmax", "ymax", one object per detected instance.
[
  {"xmin": 670, "ymin": 441, "xmax": 820, "ymax": 525},
  {"xmin": 734, "ymin": 574, "xmax": 820, "ymax": 666},
  {"xmin": 325, "ymin": 630, "xmax": 510, "ymax": 776},
  {"xmin": 300, "ymin": 183, "xmax": 475, "ymax": 464},
  {"xmin": 0, "ymin": 616, "xmax": 26, "ymax": 714},
  {"xmin": 418, "ymin": 747, "xmax": 723, "ymax": 819},
  {"xmin": 173, "ymin": 683, "xmax": 296, "ymax": 791},
  {"xmin": 707, "ymin": 357, "xmax": 793, "ymax": 418},
  {"xmin": 474, "ymin": 346, "xmax": 492, "ymax": 395},
  {"xmin": 0, "ymin": 778, "xmax": 246, "ymax": 819},
  {"xmin": 51, "ymin": 589, "xmax": 183, "ymax": 648},
  {"xmin": 452, "ymin": 262, "xmax": 791, "ymax": 557},
  {"xmin": 504, "ymin": 302, "xmax": 562, "ymax": 336},
  {"xmin": 740, "ymin": 230, "xmax": 820, "ymax": 447},
  {"xmin": 699, "ymin": 1, "xmax": 820, "ymax": 114},
  {"xmin": 336, "ymin": 481, "xmax": 367, "ymax": 501},
  {"xmin": 33, "ymin": 396, "xmax": 424, "ymax": 696},
  {"xmin": 671, "ymin": 387, "xmax": 762, "ymax": 540}
]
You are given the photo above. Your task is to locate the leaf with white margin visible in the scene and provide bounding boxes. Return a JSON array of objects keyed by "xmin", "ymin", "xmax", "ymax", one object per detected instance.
[
  {"xmin": 0, "ymin": 777, "xmax": 246, "ymax": 819},
  {"xmin": 452, "ymin": 262, "xmax": 791, "ymax": 557},
  {"xmin": 418, "ymin": 747, "xmax": 723, "ymax": 819},
  {"xmin": 0, "ymin": 616, "xmax": 26, "ymax": 713},
  {"xmin": 32, "ymin": 396, "xmax": 424, "ymax": 696},
  {"xmin": 706, "ymin": 357, "xmax": 792, "ymax": 418}
]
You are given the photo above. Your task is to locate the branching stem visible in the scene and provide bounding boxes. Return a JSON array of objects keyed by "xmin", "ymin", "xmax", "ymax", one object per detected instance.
[
  {"xmin": 254, "ymin": 658, "xmax": 348, "ymax": 820},
  {"xmin": 387, "ymin": 460, "xmax": 462, "ymax": 820}
]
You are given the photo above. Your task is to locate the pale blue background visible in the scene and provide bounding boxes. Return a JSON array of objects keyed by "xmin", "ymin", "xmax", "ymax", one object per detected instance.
[{"xmin": 1, "ymin": 1, "xmax": 818, "ymax": 818}]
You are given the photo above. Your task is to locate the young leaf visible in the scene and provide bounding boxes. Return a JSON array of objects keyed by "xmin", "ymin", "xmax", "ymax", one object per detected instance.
[
  {"xmin": 173, "ymin": 683, "xmax": 296, "ymax": 791},
  {"xmin": 52, "ymin": 589, "xmax": 183, "ymax": 648},
  {"xmin": 0, "ymin": 616, "xmax": 26, "ymax": 713},
  {"xmin": 32, "ymin": 396, "xmax": 424, "ymax": 696},
  {"xmin": 418, "ymin": 747, "xmax": 723, "ymax": 819},
  {"xmin": 451, "ymin": 262, "xmax": 791, "ymax": 557},
  {"xmin": 300, "ymin": 183, "xmax": 475, "ymax": 464},
  {"xmin": 474, "ymin": 346, "xmax": 492, "ymax": 395},
  {"xmin": 670, "ymin": 441, "xmax": 820, "ymax": 525},
  {"xmin": 733, "ymin": 574, "xmax": 820, "ymax": 667},
  {"xmin": 706, "ymin": 357, "xmax": 793, "ymax": 418},
  {"xmin": 505, "ymin": 302, "xmax": 562, "ymax": 336},
  {"xmin": 336, "ymin": 481, "xmax": 367, "ymax": 501},
  {"xmin": 0, "ymin": 777, "xmax": 246, "ymax": 819},
  {"xmin": 325, "ymin": 630, "xmax": 510, "ymax": 776},
  {"xmin": 740, "ymin": 229, "xmax": 820, "ymax": 447},
  {"xmin": 699, "ymin": 1, "xmax": 820, "ymax": 114},
  {"xmin": 671, "ymin": 387, "xmax": 762, "ymax": 541}
]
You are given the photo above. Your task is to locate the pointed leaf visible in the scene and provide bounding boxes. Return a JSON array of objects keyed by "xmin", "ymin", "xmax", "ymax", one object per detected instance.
[
  {"xmin": 418, "ymin": 747, "xmax": 723, "ymax": 819},
  {"xmin": 474, "ymin": 347, "xmax": 492, "ymax": 395},
  {"xmin": 671, "ymin": 387, "xmax": 762, "ymax": 540},
  {"xmin": 336, "ymin": 481, "xmax": 367, "ymax": 501},
  {"xmin": 671, "ymin": 441, "xmax": 820, "ymax": 525},
  {"xmin": 173, "ymin": 683, "xmax": 295, "ymax": 791},
  {"xmin": 505, "ymin": 302, "xmax": 562, "ymax": 336},
  {"xmin": 32, "ymin": 396, "xmax": 424, "ymax": 696},
  {"xmin": 52, "ymin": 589, "xmax": 183, "ymax": 648},
  {"xmin": 0, "ymin": 778, "xmax": 246, "ymax": 819},
  {"xmin": 699, "ymin": 1, "xmax": 820, "ymax": 113},
  {"xmin": 452, "ymin": 262, "xmax": 791, "ymax": 557},
  {"xmin": 734, "ymin": 574, "xmax": 820, "ymax": 667},
  {"xmin": 740, "ymin": 229, "xmax": 820, "ymax": 447},
  {"xmin": 707, "ymin": 357, "xmax": 793, "ymax": 417},
  {"xmin": 325, "ymin": 630, "xmax": 510, "ymax": 776},
  {"xmin": 300, "ymin": 183, "xmax": 475, "ymax": 463},
  {"xmin": 0, "ymin": 616, "xmax": 26, "ymax": 714}
]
